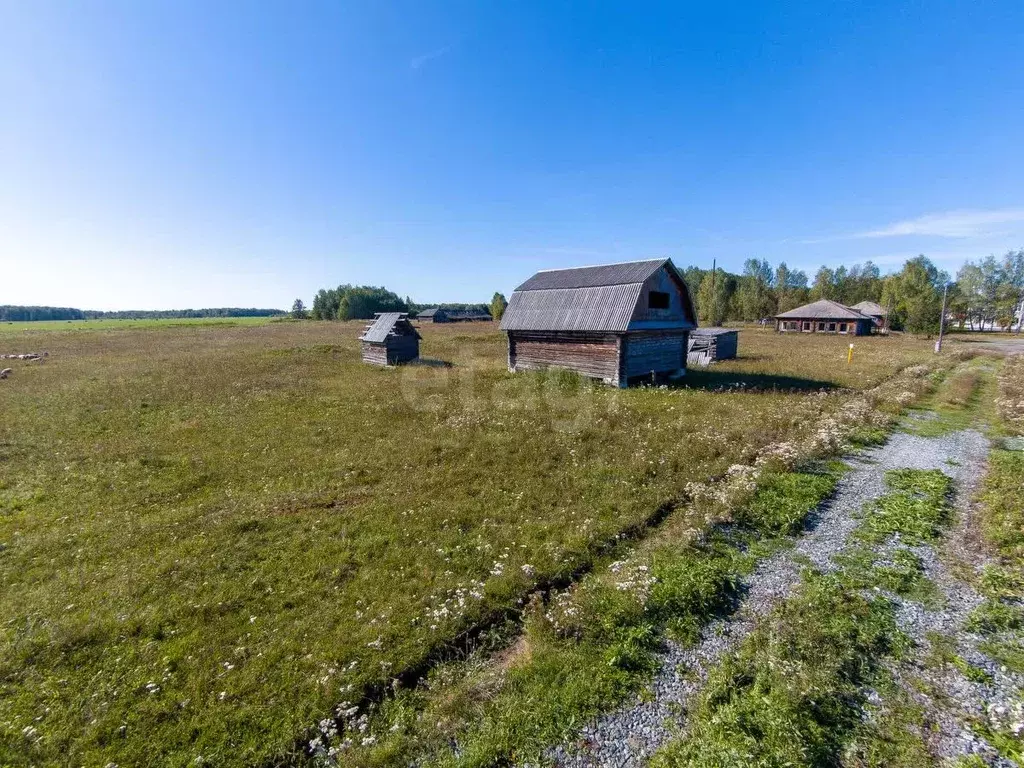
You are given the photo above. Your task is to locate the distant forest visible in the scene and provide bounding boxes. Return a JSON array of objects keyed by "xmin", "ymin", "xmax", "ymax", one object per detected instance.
[
  {"xmin": 0, "ymin": 306, "xmax": 284, "ymax": 322},
  {"xmin": 682, "ymin": 249, "xmax": 1024, "ymax": 333}
]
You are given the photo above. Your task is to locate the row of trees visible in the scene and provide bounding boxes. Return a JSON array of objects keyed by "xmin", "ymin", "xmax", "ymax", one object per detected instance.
[
  {"xmin": 949, "ymin": 251, "xmax": 1024, "ymax": 330},
  {"xmin": 0, "ymin": 306, "xmax": 285, "ymax": 322},
  {"xmin": 684, "ymin": 250, "xmax": 1024, "ymax": 334},
  {"xmin": 299, "ymin": 284, "xmax": 508, "ymax": 322},
  {"xmin": 307, "ymin": 285, "xmax": 410, "ymax": 321}
]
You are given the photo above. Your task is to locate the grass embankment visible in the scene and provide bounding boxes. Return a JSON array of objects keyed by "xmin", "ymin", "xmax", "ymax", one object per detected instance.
[
  {"xmin": 970, "ymin": 353, "xmax": 1024, "ymax": 703},
  {"xmin": 903, "ymin": 354, "xmax": 1001, "ymax": 436},
  {"xmin": 0, "ymin": 323, "xmax": 940, "ymax": 766}
]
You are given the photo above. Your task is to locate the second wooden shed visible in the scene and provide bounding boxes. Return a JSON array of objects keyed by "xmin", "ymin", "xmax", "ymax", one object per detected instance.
[
  {"xmin": 687, "ymin": 328, "xmax": 739, "ymax": 366},
  {"xmin": 359, "ymin": 313, "xmax": 420, "ymax": 366}
]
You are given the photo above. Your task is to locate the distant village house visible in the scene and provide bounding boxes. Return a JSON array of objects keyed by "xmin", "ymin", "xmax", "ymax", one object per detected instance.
[
  {"xmin": 359, "ymin": 313, "xmax": 420, "ymax": 366},
  {"xmin": 501, "ymin": 258, "xmax": 697, "ymax": 387},
  {"xmin": 774, "ymin": 299, "xmax": 875, "ymax": 335}
]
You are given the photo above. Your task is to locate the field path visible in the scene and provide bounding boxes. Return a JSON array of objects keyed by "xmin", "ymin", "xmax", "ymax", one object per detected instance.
[{"xmin": 541, "ymin": 426, "xmax": 992, "ymax": 767}]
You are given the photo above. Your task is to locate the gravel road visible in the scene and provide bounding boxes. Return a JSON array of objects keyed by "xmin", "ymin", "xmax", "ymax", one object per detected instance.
[{"xmin": 540, "ymin": 426, "xmax": 1013, "ymax": 768}]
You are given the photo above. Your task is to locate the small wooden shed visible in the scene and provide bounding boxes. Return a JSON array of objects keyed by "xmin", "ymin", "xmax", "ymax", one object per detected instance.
[
  {"xmin": 501, "ymin": 258, "xmax": 697, "ymax": 387},
  {"xmin": 359, "ymin": 313, "xmax": 420, "ymax": 366},
  {"xmin": 687, "ymin": 328, "xmax": 739, "ymax": 366}
]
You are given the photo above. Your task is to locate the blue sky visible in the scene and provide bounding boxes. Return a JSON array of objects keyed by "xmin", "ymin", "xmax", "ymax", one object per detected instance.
[{"xmin": 2, "ymin": 1, "xmax": 1024, "ymax": 310}]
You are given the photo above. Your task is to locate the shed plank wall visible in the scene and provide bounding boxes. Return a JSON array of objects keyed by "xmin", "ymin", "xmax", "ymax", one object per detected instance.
[
  {"xmin": 509, "ymin": 332, "xmax": 619, "ymax": 383},
  {"xmin": 361, "ymin": 337, "xmax": 419, "ymax": 366},
  {"xmin": 361, "ymin": 342, "xmax": 389, "ymax": 366},
  {"xmin": 623, "ymin": 332, "xmax": 687, "ymax": 379}
]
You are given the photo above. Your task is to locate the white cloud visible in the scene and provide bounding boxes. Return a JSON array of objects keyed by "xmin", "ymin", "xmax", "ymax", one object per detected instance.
[
  {"xmin": 410, "ymin": 45, "xmax": 451, "ymax": 70},
  {"xmin": 854, "ymin": 208, "xmax": 1024, "ymax": 239}
]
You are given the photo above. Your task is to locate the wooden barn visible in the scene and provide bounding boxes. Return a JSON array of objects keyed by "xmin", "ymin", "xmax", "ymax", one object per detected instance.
[
  {"xmin": 687, "ymin": 328, "xmax": 739, "ymax": 366},
  {"xmin": 416, "ymin": 308, "xmax": 492, "ymax": 323},
  {"xmin": 500, "ymin": 258, "xmax": 697, "ymax": 387},
  {"xmin": 774, "ymin": 300, "xmax": 874, "ymax": 335},
  {"xmin": 359, "ymin": 313, "xmax": 420, "ymax": 366}
]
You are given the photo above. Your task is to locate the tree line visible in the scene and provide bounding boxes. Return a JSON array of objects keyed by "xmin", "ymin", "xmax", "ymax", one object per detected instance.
[
  {"xmin": 303, "ymin": 284, "xmax": 507, "ymax": 321},
  {"xmin": 683, "ymin": 249, "xmax": 1023, "ymax": 334},
  {"xmin": 0, "ymin": 306, "xmax": 285, "ymax": 322}
]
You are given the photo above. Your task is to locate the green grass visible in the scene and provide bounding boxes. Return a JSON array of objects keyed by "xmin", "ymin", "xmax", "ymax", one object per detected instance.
[
  {"xmin": 320, "ymin": 463, "xmax": 843, "ymax": 766},
  {"xmin": 902, "ymin": 356, "xmax": 999, "ymax": 436},
  {"xmin": 856, "ymin": 469, "xmax": 952, "ymax": 544},
  {"xmin": 977, "ymin": 450, "xmax": 1024, "ymax": 562},
  {"xmin": 651, "ymin": 571, "xmax": 907, "ymax": 768},
  {"xmin": 0, "ymin": 323, "xmax": 943, "ymax": 766},
  {"xmin": 835, "ymin": 546, "xmax": 940, "ymax": 606},
  {"xmin": 732, "ymin": 470, "xmax": 838, "ymax": 536},
  {"xmin": 0, "ymin": 316, "xmax": 277, "ymax": 333}
]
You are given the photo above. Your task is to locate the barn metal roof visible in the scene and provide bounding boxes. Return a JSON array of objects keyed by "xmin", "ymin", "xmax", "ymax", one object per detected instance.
[
  {"xmin": 514, "ymin": 259, "xmax": 668, "ymax": 292},
  {"xmin": 775, "ymin": 299, "xmax": 873, "ymax": 321},
  {"xmin": 501, "ymin": 284, "xmax": 644, "ymax": 332},
  {"xmin": 501, "ymin": 258, "xmax": 698, "ymax": 333},
  {"xmin": 360, "ymin": 313, "xmax": 419, "ymax": 343}
]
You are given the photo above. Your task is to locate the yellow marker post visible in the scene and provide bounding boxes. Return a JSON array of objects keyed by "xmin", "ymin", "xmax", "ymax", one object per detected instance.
[{"xmin": 847, "ymin": 343, "xmax": 854, "ymax": 364}]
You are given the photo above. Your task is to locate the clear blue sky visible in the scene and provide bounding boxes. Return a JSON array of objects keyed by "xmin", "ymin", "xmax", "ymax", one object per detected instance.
[{"xmin": 3, "ymin": 1, "xmax": 1024, "ymax": 310}]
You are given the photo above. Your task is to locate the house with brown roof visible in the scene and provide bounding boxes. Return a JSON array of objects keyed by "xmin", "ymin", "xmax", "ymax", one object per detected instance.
[
  {"xmin": 774, "ymin": 299, "xmax": 875, "ymax": 336},
  {"xmin": 501, "ymin": 258, "xmax": 697, "ymax": 387}
]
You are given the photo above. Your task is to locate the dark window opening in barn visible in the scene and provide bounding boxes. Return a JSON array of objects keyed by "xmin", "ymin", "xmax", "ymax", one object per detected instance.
[
  {"xmin": 828, "ymin": 322, "xmax": 836, "ymax": 332},
  {"xmin": 839, "ymin": 323, "xmax": 847, "ymax": 333},
  {"xmin": 817, "ymin": 322, "xmax": 826, "ymax": 331},
  {"xmin": 803, "ymin": 322, "xmax": 811, "ymax": 331},
  {"xmin": 648, "ymin": 291, "xmax": 670, "ymax": 310}
]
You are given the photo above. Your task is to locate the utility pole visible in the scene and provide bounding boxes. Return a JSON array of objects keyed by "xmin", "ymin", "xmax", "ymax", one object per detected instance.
[
  {"xmin": 1016, "ymin": 293, "xmax": 1024, "ymax": 335},
  {"xmin": 708, "ymin": 257, "xmax": 716, "ymax": 325},
  {"xmin": 936, "ymin": 282, "xmax": 949, "ymax": 353}
]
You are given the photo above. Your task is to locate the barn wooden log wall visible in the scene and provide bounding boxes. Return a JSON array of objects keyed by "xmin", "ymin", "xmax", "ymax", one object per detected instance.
[
  {"xmin": 508, "ymin": 331, "xmax": 620, "ymax": 384},
  {"xmin": 623, "ymin": 331, "xmax": 687, "ymax": 379}
]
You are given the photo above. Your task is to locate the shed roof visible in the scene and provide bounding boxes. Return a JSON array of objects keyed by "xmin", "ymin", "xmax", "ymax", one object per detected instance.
[
  {"xmin": 416, "ymin": 308, "xmax": 440, "ymax": 318},
  {"xmin": 360, "ymin": 313, "xmax": 420, "ymax": 343},
  {"xmin": 775, "ymin": 299, "xmax": 873, "ymax": 321},
  {"xmin": 501, "ymin": 258, "xmax": 696, "ymax": 333},
  {"xmin": 850, "ymin": 301, "xmax": 888, "ymax": 317},
  {"xmin": 691, "ymin": 327, "xmax": 738, "ymax": 337}
]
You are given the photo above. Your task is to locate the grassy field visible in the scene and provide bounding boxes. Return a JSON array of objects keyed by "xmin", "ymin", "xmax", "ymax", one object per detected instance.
[
  {"xmin": 0, "ymin": 316, "xmax": 278, "ymax": 333},
  {"xmin": 0, "ymin": 321, "xmax": 942, "ymax": 765}
]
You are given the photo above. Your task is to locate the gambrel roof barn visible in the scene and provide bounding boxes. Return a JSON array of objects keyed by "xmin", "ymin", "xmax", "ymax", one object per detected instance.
[{"xmin": 501, "ymin": 258, "xmax": 697, "ymax": 387}]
